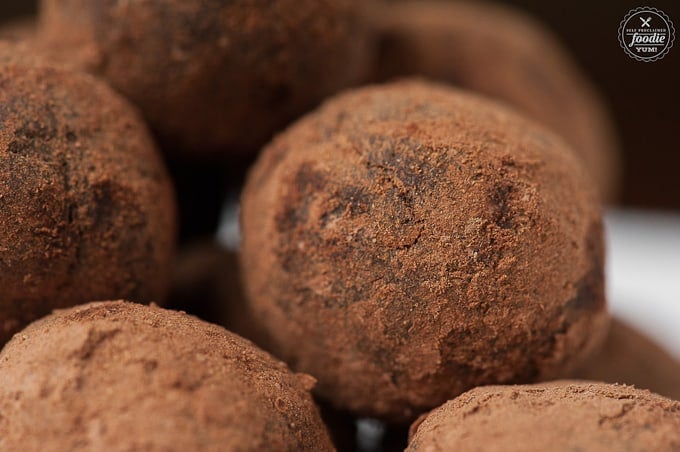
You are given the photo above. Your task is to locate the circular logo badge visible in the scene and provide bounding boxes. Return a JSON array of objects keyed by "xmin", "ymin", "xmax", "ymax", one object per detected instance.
[{"xmin": 619, "ymin": 7, "xmax": 675, "ymax": 62}]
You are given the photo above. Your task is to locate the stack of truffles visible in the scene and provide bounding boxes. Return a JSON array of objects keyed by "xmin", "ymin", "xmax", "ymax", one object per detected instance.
[{"xmin": 0, "ymin": 1, "xmax": 677, "ymax": 451}]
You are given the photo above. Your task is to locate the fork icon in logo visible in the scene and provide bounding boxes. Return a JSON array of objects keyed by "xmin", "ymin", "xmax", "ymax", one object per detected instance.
[{"xmin": 620, "ymin": 7, "xmax": 674, "ymax": 61}]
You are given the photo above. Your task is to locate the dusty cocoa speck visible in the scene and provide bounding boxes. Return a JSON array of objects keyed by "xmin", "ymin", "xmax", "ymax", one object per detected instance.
[
  {"xmin": 0, "ymin": 301, "xmax": 334, "ymax": 450},
  {"xmin": 37, "ymin": 0, "xmax": 373, "ymax": 156},
  {"xmin": 407, "ymin": 381, "xmax": 680, "ymax": 451},
  {"xmin": 0, "ymin": 45, "xmax": 176, "ymax": 345},
  {"xmin": 240, "ymin": 80, "xmax": 608, "ymax": 423},
  {"xmin": 367, "ymin": 0, "xmax": 620, "ymax": 202}
]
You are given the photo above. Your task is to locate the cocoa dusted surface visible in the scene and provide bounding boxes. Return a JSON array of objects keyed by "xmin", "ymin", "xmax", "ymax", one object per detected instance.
[
  {"xmin": 0, "ymin": 301, "xmax": 334, "ymax": 451},
  {"xmin": 240, "ymin": 80, "xmax": 608, "ymax": 422},
  {"xmin": 367, "ymin": 1, "xmax": 620, "ymax": 203},
  {"xmin": 573, "ymin": 318, "xmax": 680, "ymax": 401},
  {"xmin": 407, "ymin": 381, "xmax": 680, "ymax": 451},
  {"xmin": 37, "ymin": 0, "xmax": 373, "ymax": 156},
  {"xmin": 0, "ymin": 46, "xmax": 176, "ymax": 345}
]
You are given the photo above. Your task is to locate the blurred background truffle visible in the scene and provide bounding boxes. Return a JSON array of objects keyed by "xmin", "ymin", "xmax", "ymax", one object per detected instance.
[
  {"xmin": 36, "ymin": 0, "xmax": 374, "ymax": 158},
  {"xmin": 572, "ymin": 318, "xmax": 680, "ymax": 401}
]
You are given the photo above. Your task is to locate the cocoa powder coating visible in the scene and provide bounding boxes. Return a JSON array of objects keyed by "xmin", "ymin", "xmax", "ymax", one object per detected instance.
[
  {"xmin": 0, "ymin": 301, "xmax": 334, "ymax": 451},
  {"xmin": 368, "ymin": 1, "xmax": 620, "ymax": 202},
  {"xmin": 240, "ymin": 80, "xmax": 608, "ymax": 422},
  {"xmin": 407, "ymin": 381, "xmax": 680, "ymax": 451},
  {"xmin": 0, "ymin": 48, "xmax": 176, "ymax": 345},
  {"xmin": 37, "ymin": 0, "xmax": 373, "ymax": 155}
]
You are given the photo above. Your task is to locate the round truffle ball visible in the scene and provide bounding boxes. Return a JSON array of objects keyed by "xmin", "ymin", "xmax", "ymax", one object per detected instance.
[
  {"xmin": 368, "ymin": 1, "xmax": 620, "ymax": 202},
  {"xmin": 0, "ymin": 301, "xmax": 334, "ymax": 451},
  {"xmin": 37, "ymin": 0, "xmax": 373, "ymax": 156},
  {"xmin": 0, "ymin": 51, "xmax": 176, "ymax": 345},
  {"xmin": 407, "ymin": 381, "xmax": 680, "ymax": 451},
  {"xmin": 240, "ymin": 80, "xmax": 608, "ymax": 422},
  {"xmin": 572, "ymin": 318, "xmax": 680, "ymax": 401}
]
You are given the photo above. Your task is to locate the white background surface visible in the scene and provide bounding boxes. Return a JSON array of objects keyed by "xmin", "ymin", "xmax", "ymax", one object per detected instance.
[{"xmin": 606, "ymin": 209, "xmax": 680, "ymax": 358}]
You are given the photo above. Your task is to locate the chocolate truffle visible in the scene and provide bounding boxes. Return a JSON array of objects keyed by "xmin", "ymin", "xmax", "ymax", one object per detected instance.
[
  {"xmin": 240, "ymin": 80, "xmax": 608, "ymax": 422},
  {"xmin": 0, "ymin": 49, "xmax": 176, "ymax": 345},
  {"xmin": 573, "ymin": 318, "xmax": 680, "ymax": 401},
  {"xmin": 0, "ymin": 301, "xmax": 334, "ymax": 451},
  {"xmin": 38, "ymin": 0, "xmax": 373, "ymax": 155},
  {"xmin": 407, "ymin": 381, "xmax": 680, "ymax": 451},
  {"xmin": 368, "ymin": 1, "xmax": 620, "ymax": 202}
]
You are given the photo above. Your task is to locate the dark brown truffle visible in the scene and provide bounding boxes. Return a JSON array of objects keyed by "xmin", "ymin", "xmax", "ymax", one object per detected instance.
[
  {"xmin": 407, "ymin": 381, "xmax": 680, "ymax": 451},
  {"xmin": 573, "ymin": 318, "xmax": 680, "ymax": 401},
  {"xmin": 37, "ymin": 0, "xmax": 373, "ymax": 156},
  {"xmin": 0, "ymin": 301, "xmax": 334, "ymax": 451},
  {"xmin": 0, "ymin": 46, "xmax": 176, "ymax": 345},
  {"xmin": 368, "ymin": 1, "xmax": 620, "ymax": 202},
  {"xmin": 240, "ymin": 80, "xmax": 608, "ymax": 422}
]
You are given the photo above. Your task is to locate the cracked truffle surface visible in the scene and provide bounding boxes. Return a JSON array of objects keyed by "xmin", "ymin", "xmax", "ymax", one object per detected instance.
[
  {"xmin": 369, "ymin": 1, "xmax": 620, "ymax": 202},
  {"xmin": 407, "ymin": 381, "xmax": 680, "ymax": 451},
  {"xmin": 0, "ymin": 52, "xmax": 176, "ymax": 345},
  {"xmin": 38, "ymin": 0, "xmax": 373, "ymax": 155},
  {"xmin": 240, "ymin": 80, "xmax": 608, "ymax": 422},
  {"xmin": 0, "ymin": 301, "xmax": 334, "ymax": 451}
]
